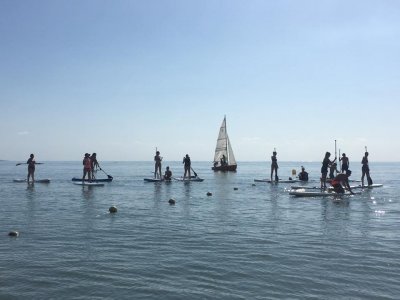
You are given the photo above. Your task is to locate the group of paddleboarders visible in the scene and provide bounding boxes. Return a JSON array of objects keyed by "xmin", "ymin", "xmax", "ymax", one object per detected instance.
[
  {"xmin": 82, "ymin": 153, "xmax": 100, "ymax": 182},
  {"xmin": 153, "ymin": 151, "xmax": 195, "ymax": 180}
]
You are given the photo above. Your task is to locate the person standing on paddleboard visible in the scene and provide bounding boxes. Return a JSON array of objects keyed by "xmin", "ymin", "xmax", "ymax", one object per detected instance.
[
  {"xmin": 154, "ymin": 151, "xmax": 162, "ymax": 179},
  {"xmin": 25, "ymin": 154, "xmax": 42, "ymax": 184},
  {"xmin": 340, "ymin": 153, "xmax": 349, "ymax": 173},
  {"xmin": 331, "ymin": 170, "xmax": 355, "ymax": 194},
  {"xmin": 321, "ymin": 152, "xmax": 336, "ymax": 190},
  {"xmin": 361, "ymin": 152, "xmax": 373, "ymax": 187},
  {"xmin": 183, "ymin": 154, "xmax": 191, "ymax": 179},
  {"xmin": 82, "ymin": 153, "xmax": 92, "ymax": 182},
  {"xmin": 271, "ymin": 151, "xmax": 279, "ymax": 182},
  {"xmin": 90, "ymin": 153, "xmax": 100, "ymax": 180}
]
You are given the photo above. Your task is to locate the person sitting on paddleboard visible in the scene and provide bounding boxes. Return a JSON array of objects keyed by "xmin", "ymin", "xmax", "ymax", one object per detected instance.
[
  {"xmin": 82, "ymin": 153, "xmax": 92, "ymax": 182},
  {"xmin": 340, "ymin": 153, "xmax": 349, "ymax": 173},
  {"xmin": 154, "ymin": 151, "xmax": 162, "ymax": 179},
  {"xmin": 321, "ymin": 152, "xmax": 336, "ymax": 189},
  {"xmin": 164, "ymin": 166, "xmax": 172, "ymax": 181},
  {"xmin": 90, "ymin": 153, "xmax": 100, "ymax": 179},
  {"xmin": 330, "ymin": 170, "xmax": 354, "ymax": 194},
  {"xmin": 271, "ymin": 151, "xmax": 278, "ymax": 182},
  {"xmin": 183, "ymin": 154, "xmax": 191, "ymax": 179},
  {"xmin": 361, "ymin": 152, "xmax": 373, "ymax": 187},
  {"xmin": 298, "ymin": 166, "xmax": 309, "ymax": 181}
]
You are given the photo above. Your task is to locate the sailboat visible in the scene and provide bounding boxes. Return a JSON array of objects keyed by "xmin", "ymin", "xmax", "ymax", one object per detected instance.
[{"xmin": 212, "ymin": 116, "xmax": 237, "ymax": 172}]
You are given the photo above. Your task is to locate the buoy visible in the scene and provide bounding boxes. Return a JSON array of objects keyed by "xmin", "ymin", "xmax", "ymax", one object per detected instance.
[
  {"xmin": 168, "ymin": 198, "xmax": 176, "ymax": 205},
  {"xmin": 206, "ymin": 192, "xmax": 212, "ymax": 196},
  {"xmin": 8, "ymin": 231, "xmax": 19, "ymax": 237},
  {"xmin": 234, "ymin": 187, "xmax": 238, "ymax": 190},
  {"xmin": 109, "ymin": 206, "xmax": 117, "ymax": 213},
  {"xmin": 252, "ymin": 183, "xmax": 256, "ymax": 186}
]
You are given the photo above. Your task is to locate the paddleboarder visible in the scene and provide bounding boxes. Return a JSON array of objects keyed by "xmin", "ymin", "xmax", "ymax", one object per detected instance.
[
  {"xmin": 298, "ymin": 166, "xmax": 309, "ymax": 181},
  {"xmin": 271, "ymin": 151, "xmax": 279, "ymax": 182},
  {"xmin": 154, "ymin": 151, "xmax": 162, "ymax": 179},
  {"xmin": 90, "ymin": 153, "xmax": 100, "ymax": 179},
  {"xmin": 361, "ymin": 152, "xmax": 373, "ymax": 187},
  {"xmin": 330, "ymin": 170, "xmax": 354, "ymax": 194},
  {"xmin": 340, "ymin": 153, "xmax": 349, "ymax": 173},
  {"xmin": 183, "ymin": 154, "xmax": 191, "ymax": 179},
  {"xmin": 329, "ymin": 162, "xmax": 340, "ymax": 179},
  {"xmin": 25, "ymin": 154, "xmax": 42, "ymax": 184},
  {"xmin": 82, "ymin": 153, "xmax": 92, "ymax": 182},
  {"xmin": 321, "ymin": 152, "xmax": 336, "ymax": 190},
  {"xmin": 164, "ymin": 166, "xmax": 172, "ymax": 181}
]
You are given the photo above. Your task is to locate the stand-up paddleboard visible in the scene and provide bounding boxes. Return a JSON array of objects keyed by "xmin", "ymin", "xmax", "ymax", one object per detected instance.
[
  {"xmin": 73, "ymin": 182, "xmax": 104, "ymax": 186},
  {"xmin": 173, "ymin": 177, "xmax": 204, "ymax": 182},
  {"xmin": 289, "ymin": 189, "xmax": 361, "ymax": 197},
  {"xmin": 291, "ymin": 183, "xmax": 383, "ymax": 191},
  {"xmin": 13, "ymin": 179, "xmax": 50, "ymax": 183},
  {"xmin": 144, "ymin": 178, "xmax": 172, "ymax": 182},
  {"xmin": 72, "ymin": 177, "xmax": 112, "ymax": 182},
  {"xmin": 254, "ymin": 179, "xmax": 299, "ymax": 183}
]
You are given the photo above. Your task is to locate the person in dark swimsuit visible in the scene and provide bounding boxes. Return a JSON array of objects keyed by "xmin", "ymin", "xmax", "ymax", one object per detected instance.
[
  {"xmin": 361, "ymin": 152, "xmax": 373, "ymax": 187},
  {"xmin": 183, "ymin": 154, "xmax": 191, "ymax": 179},
  {"xmin": 164, "ymin": 166, "xmax": 172, "ymax": 181},
  {"xmin": 329, "ymin": 162, "xmax": 339, "ymax": 179},
  {"xmin": 154, "ymin": 151, "xmax": 162, "ymax": 179},
  {"xmin": 26, "ymin": 154, "xmax": 42, "ymax": 183},
  {"xmin": 331, "ymin": 170, "xmax": 354, "ymax": 194},
  {"xmin": 340, "ymin": 153, "xmax": 349, "ymax": 173},
  {"xmin": 298, "ymin": 166, "xmax": 309, "ymax": 181},
  {"xmin": 271, "ymin": 151, "xmax": 278, "ymax": 181},
  {"xmin": 90, "ymin": 153, "xmax": 100, "ymax": 180},
  {"xmin": 321, "ymin": 152, "xmax": 336, "ymax": 189}
]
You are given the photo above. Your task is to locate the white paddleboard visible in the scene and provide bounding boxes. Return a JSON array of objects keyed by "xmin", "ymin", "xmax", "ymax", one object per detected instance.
[
  {"xmin": 289, "ymin": 189, "xmax": 361, "ymax": 197},
  {"xmin": 173, "ymin": 177, "xmax": 204, "ymax": 182},
  {"xmin": 73, "ymin": 182, "xmax": 104, "ymax": 186},
  {"xmin": 254, "ymin": 179, "xmax": 299, "ymax": 183},
  {"xmin": 13, "ymin": 179, "xmax": 51, "ymax": 183}
]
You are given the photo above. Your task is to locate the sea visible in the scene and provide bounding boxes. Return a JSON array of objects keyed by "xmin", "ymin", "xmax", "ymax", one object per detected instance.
[{"xmin": 1, "ymin": 161, "xmax": 399, "ymax": 299}]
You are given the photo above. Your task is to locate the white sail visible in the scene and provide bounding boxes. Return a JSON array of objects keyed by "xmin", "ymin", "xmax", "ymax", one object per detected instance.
[{"xmin": 213, "ymin": 117, "xmax": 236, "ymax": 166}]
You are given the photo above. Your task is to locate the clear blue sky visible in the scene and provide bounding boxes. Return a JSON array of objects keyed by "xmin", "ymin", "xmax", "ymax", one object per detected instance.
[{"xmin": 1, "ymin": 0, "xmax": 399, "ymax": 161}]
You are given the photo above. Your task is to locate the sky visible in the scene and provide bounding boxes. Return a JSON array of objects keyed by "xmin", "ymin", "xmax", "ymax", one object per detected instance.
[{"xmin": 1, "ymin": 0, "xmax": 399, "ymax": 162}]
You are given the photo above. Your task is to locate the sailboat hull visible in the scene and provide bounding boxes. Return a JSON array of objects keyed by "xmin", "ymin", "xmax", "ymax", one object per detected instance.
[{"xmin": 212, "ymin": 165, "xmax": 237, "ymax": 172}]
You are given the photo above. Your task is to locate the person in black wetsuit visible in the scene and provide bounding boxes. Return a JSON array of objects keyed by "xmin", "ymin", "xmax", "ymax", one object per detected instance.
[
  {"xmin": 298, "ymin": 166, "xmax": 309, "ymax": 182},
  {"xmin": 361, "ymin": 152, "xmax": 373, "ymax": 187},
  {"xmin": 26, "ymin": 154, "xmax": 42, "ymax": 183},
  {"xmin": 271, "ymin": 151, "xmax": 278, "ymax": 181},
  {"xmin": 340, "ymin": 153, "xmax": 349, "ymax": 173},
  {"xmin": 183, "ymin": 154, "xmax": 191, "ymax": 179},
  {"xmin": 321, "ymin": 152, "xmax": 336, "ymax": 189}
]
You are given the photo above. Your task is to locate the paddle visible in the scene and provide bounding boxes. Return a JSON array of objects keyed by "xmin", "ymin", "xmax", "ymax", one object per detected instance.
[
  {"xmin": 99, "ymin": 167, "xmax": 113, "ymax": 179},
  {"xmin": 16, "ymin": 162, "xmax": 43, "ymax": 166},
  {"xmin": 190, "ymin": 167, "xmax": 198, "ymax": 178}
]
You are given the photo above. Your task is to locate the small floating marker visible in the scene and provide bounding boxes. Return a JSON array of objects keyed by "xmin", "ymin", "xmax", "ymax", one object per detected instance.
[
  {"xmin": 206, "ymin": 192, "xmax": 212, "ymax": 196},
  {"xmin": 8, "ymin": 231, "xmax": 19, "ymax": 237},
  {"xmin": 252, "ymin": 183, "xmax": 256, "ymax": 186},
  {"xmin": 109, "ymin": 206, "xmax": 118, "ymax": 213},
  {"xmin": 168, "ymin": 198, "xmax": 176, "ymax": 205},
  {"xmin": 234, "ymin": 187, "xmax": 238, "ymax": 190}
]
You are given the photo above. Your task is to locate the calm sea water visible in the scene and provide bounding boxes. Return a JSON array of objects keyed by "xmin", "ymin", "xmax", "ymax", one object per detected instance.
[{"xmin": 1, "ymin": 160, "xmax": 399, "ymax": 299}]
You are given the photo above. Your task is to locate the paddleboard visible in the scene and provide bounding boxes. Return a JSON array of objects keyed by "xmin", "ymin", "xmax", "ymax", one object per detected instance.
[
  {"xmin": 254, "ymin": 179, "xmax": 299, "ymax": 183},
  {"xmin": 173, "ymin": 177, "xmax": 204, "ymax": 182},
  {"xmin": 13, "ymin": 179, "xmax": 50, "ymax": 183},
  {"xmin": 72, "ymin": 177, "xmax": 112, "ymax": 182},
  {"xmin": 144, "ymin": 178, "xmax": 172, "ymax": 182},
  {"xmin": 73, "ymin": 182, "xmax": 104, "ymax": 186},
  {"xmin": 291, "ymin": 183, "xmax": 383, "ymax": 190},
  {"xmin": 289, "ymin": 189, "xmax": 361, "ymax": 197}
]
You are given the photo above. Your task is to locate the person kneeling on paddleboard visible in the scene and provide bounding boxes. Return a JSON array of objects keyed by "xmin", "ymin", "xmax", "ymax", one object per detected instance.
[
  {"xmin": 330, "ymin": 170, "xmax": 354, "ymax": 195},
  {"xmin": 164, "ymin": 166, "xmax": 172, "ymax": 181}
]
